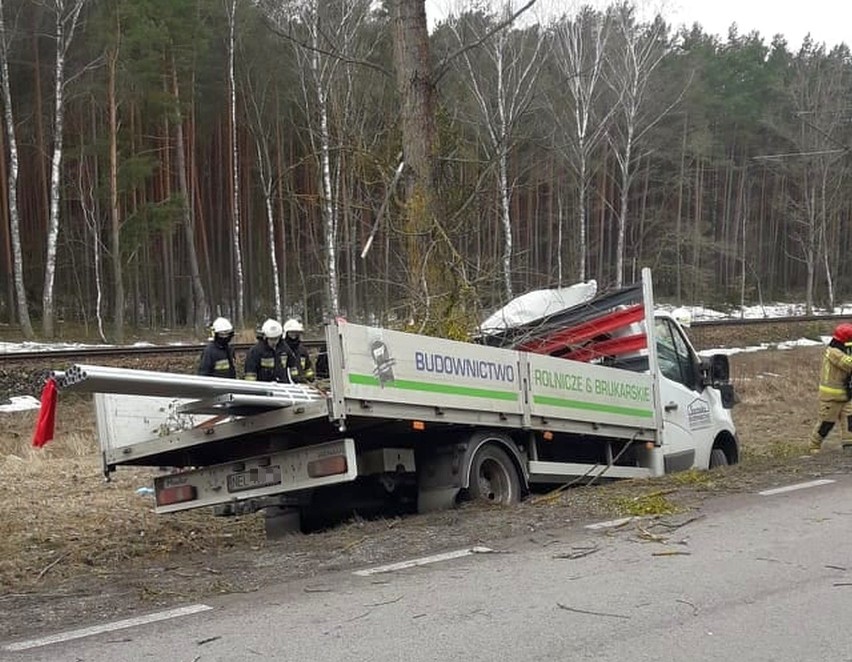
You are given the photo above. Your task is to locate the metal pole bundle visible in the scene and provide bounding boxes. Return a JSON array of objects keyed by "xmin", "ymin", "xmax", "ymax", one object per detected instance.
[{"xmin": 51, "ymin": 363, "xmax": 325, "ymax": 404}]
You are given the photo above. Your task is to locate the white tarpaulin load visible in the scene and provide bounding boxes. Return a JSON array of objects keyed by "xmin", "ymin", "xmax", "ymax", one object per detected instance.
[{"xmin": 478, "ymin": 280, "xmax": 598, "ymax": 335}]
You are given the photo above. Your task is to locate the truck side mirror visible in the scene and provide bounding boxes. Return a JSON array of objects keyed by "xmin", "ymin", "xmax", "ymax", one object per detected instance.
[
  {"xmin": 708, "ymin": 354, "xmax": 730, "ymax": 382},
  {"xmin": 702, "ymin": 354, "xmax": 736, "ymax": 408}
]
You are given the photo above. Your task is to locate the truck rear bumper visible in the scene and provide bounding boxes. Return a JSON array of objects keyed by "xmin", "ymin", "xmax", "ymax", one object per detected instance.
[{"xmin": 153, "ymin": 438, "xmax": 357, "ymax": 513}]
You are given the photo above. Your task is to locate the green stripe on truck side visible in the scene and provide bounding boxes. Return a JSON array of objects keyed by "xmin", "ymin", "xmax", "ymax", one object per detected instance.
[
  {"xmin": 533, "ymin": 394, "xmax": 654, "ymax": 418},
  {"xmin": 348, "ymin": 373, "xmax": 519, "ymax": 401}
]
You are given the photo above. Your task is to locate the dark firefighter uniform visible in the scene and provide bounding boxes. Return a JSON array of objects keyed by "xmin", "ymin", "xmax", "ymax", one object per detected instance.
[
  {"xmin": 809, "ymin": 323, "xmax": 852, "ymax": 452},
  {"xmin": 282, "ymin": 334, "xmax": 315, "ymax": 383},
  {"xmin": 198, "ymin": 318, "xmax": 236, "ymax": 378},
  {"xmin": 198, "ymin": 341, "xmax": 236, "ymax": 378},
  {"xmin": 244, "ymin": 339, "xmax": 288, "ymax": 382}
]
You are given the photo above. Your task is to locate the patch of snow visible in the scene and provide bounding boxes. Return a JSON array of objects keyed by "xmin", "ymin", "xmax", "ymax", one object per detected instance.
[
  {"xmin": 697, "ymin": 336, "xmax": 823, "ymax": 357},
  {"xmin": 0, "ymin": 395, "xmax": 41, "ymax": 413},
  {"xmin": 776, "ymin": 338, "xmax": 824, "ymax": 350},
  {"xmin": 0, "ymin": 341, "xmax": 116, "ymax": 354}
]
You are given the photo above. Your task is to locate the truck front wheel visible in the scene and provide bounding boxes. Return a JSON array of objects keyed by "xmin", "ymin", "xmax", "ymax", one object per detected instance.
[
  {"xmin": 467, "ymin": 445, "xmax": 520, "ymax": 505},
  {"xmin": 709, "ymin": 447, "xmax": 729, "ymax": 468}
]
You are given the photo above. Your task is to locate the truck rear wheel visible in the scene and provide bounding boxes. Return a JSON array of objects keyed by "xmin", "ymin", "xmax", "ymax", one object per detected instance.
[{"xmin": 467, "ymin": 444, "xmax": 520, "ymax": 505}]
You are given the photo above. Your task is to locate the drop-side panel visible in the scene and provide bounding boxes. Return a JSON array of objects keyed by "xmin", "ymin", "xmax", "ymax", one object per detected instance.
[
  {"xmin": 337, "ymin": 323, "xmax": 524, "ymax": 416},
  {"xmin": 525, "ymin": 353, "xmax": 658, "ymax": 433}
]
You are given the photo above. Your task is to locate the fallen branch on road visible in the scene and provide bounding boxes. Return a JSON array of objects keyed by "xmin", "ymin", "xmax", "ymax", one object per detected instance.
[
  {"xmin": 365, "ymin": 595, "xmax": 403, "ymax": 607},
  {"xmin": 552, "ymin": 546, "xmax": 600, "ymax": 560},
  {"xmin": 651, "ymin": 514, "xmax": 705, "ymax": 531},
  {"xmin": 556, "ymin": 602, "xmax": 630, "ymax": 619},
  {"xmin": 676, "ymin": 598, "xmax": 699, "ymax": 615}
]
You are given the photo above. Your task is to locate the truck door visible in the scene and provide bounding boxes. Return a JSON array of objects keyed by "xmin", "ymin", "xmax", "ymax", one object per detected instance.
[{"xmin": 654, "ymin": 317, "xmax": 714, "ymax": 472}]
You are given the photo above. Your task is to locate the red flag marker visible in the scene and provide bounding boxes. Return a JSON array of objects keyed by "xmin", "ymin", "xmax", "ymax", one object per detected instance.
[{"xmin": 32, "ymin": 377, "xmax": 58, "ymax": 448}]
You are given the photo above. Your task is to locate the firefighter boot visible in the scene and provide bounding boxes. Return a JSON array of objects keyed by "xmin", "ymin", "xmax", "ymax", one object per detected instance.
[{"xmin": 810, "ymin": 421, "xmax": 834, "ymax": 454}]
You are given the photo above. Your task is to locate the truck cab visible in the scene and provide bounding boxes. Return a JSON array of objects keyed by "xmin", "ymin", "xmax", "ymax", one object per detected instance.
[{"xmin": 653, "ymin": 313, "xmax": 738, "ymax": 471}]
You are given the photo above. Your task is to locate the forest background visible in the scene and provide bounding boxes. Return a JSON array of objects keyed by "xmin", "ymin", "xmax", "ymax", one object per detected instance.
[{"xmin": 0, "ymin": 0, "xmax": 849, "ymax": 342}]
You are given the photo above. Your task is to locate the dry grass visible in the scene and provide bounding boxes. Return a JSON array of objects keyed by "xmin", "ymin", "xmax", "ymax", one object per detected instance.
[
  {"xmin": 0, "ymin": 398, "xmax": 265, "ymax": 592},
  {"xmin": 729, "ymin": 345, "xmax": 822, "ymax": 458}
]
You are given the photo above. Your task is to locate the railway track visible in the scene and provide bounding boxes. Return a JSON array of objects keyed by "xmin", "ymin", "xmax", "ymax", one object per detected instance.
[{"xmin": 1, "ymin": 313, "xmax": 851, "ymax": 363}]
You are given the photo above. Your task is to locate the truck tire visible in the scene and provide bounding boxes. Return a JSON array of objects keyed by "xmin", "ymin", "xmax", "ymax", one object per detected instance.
[
  {"xmin": 709, "ymin": 447, "xmax": 728, "ymax": 469},
  {"xmin": 467, "ymin": 444, "xmax": 521, "ymax": 505}
]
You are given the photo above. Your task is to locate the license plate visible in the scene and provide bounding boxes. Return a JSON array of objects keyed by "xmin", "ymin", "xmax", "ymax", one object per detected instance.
[{"xmin": 227, "ymin": 465, "xmax": 282, "ymax": 493}]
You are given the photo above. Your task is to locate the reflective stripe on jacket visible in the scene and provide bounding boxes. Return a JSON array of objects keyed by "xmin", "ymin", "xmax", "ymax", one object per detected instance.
[
  {"xmin": 198, "ymin": 342, "xmax": 236, "ymax": 379},
  {"xmin": 818, "ymin": 346, "xmax": 852, "ymax": 401},
  {"xmin": 244, "ymin": 340, "xmax": 287, "ymax": 382}
]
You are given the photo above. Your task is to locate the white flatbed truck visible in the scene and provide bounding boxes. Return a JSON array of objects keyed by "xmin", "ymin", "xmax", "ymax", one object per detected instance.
[{"xmin": 67, "ymin": 269, "xmax": 737, "ymax": 532}]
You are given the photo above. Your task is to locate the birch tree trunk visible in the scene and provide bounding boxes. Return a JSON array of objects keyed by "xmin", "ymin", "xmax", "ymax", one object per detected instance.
[
  {"xmin": 227, "ymin": 0, "xmax": 244, "ymax": 326},
  {"xmin": 449, "ymin": 1, "xmax": 544, "ymax": 301},
  {"xmin": 605, "ymin": 8, "xmax": 667, "ymax": 288},
  {"xmin": 311, "ymin": 20, "xmax": 340, "ymax": 316},
  {"xmin": 267, "ymin": 0, "xmax": 380, "ymax": 319},
  {"xmin": 0, "ymin": 0, "xmax": 33, "ymax": 338},
  {"xmin": 77, "ymin": 143, "xmax": 106, "ymax": 341},
  {"xmin": 551, "ymin": 8, "xmax": 611, "ymax": 284},
  {"xmin": 43, "ymin": 0, "xmax": 85, "ymax": 338},
  {"xmin": 247, "ymin": 91, "xmax": 282, "ymax": 320},
  {"xmin": 0, "ymin": 110, "xmax": 12, "ymax": 323}
]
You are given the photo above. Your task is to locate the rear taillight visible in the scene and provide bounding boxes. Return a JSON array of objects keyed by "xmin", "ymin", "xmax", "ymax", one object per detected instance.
[
  {"xmin": 156, "ymin": 484, "xmax": 197, "ymax": 507},
  {"xmin": 307, "ymin": 455, "xmax": 347, "ymax": 478}
]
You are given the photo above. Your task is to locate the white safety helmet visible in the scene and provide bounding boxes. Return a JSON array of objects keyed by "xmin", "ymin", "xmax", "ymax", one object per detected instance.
[
  {"xmin": 283, "ymin": 319, "xmax": 304, "ymax": 334},
  {"xmin": 261, "ymin": 318, "xmax": 283, "ymax": 339},
  {"xmin": 211, "ymin": 317, "xmax": 233, "ymax": 335}
]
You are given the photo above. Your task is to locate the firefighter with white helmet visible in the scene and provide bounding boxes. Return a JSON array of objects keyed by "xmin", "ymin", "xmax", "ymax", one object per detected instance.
[
  {"xmin": 809, "ymin": 323, "xmax": 852, "ymax": 453},
  {"xmin": 244, "ymin": 318, "xmax": 288, "ymax": 382},
  {"xmin": 198, "ymin": 317, "xmax": 236, "ymax": 378},
  {"xmin": 281, "ymin": 318, "xmax": 315, "ymax": 383}
]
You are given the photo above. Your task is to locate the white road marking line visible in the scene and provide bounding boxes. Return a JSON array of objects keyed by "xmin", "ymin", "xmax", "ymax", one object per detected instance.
[
  {"xmin": 2, "ymin": 603, "xmax": 213, "ymax": 652},
  {"xmin": 585, "ymin": 516, "xmax": 635, "ymax": 530},
  {"xmin": 759, "ymin": 479, "xmax": 836, "ymax": 496},
  {"xmin": 353, "ymin": 546, "xmax": 493, "ymax": 576}
]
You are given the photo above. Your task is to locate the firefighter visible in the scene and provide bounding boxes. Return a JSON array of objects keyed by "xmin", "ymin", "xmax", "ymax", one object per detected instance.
[
  {"xmin": 198, "ymin": 317, "xmax": 236, "ymax": 378},
  {"xmin": 281, "ymin": 318, "xmax": 315, "ymax": 383},
  {"xmin": 244, "ymin": 318, "xmax": 288, "ymax": 382},
  {"xmin": 809, "ymin": 323, "xmax": 852, "ymax": 453}
]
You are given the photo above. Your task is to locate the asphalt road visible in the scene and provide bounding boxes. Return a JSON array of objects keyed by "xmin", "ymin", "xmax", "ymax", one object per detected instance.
[{"xmin": 5, "ymin": 476, "xmax": 852, "ymax": 662}]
